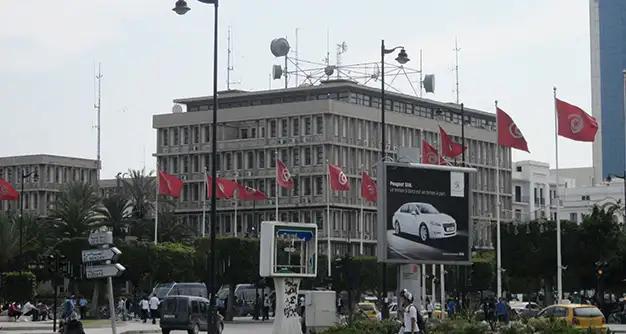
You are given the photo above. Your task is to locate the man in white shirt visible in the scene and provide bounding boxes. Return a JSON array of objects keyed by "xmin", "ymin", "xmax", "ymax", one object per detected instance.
[
  {"xmin": 402, "ymin": 292, "xmax": 419, "ymax": 333},
  {"xmin": 139, "ymin": 296, "xmax": 150, "ymax": 323},
  {"xmin": 149, "ymin": 295, "xmax": 160, "ymax": 324}
]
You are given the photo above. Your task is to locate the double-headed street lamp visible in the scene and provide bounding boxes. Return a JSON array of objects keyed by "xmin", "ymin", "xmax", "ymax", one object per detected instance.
[
  {"xmin": 19, "ymin": 167, "xmax": 38, "ymax": 270},
  {"xmin": 380, "ymin": 40, "xmax": 409, "ymax": 320},
  {"xmin": 172, "ymin": 1, "xmax": 219, "ymax": 333}
]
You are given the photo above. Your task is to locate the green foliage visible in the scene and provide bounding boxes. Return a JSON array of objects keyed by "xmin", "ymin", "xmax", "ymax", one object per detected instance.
[
  {"xmin": 101, "ymin": 194, "xmax": 132, "ymax": 240},
  {"xmin": 151, "ymin": 242, "xmax": 196, "ymax": 283},
  {"xmin": 0, "ymin": 214, "xmax": 49, "ymax": 272},
  {"xmin": 117, "ymin": 242, "xmax": 153, "ymax": 292},
  {"xmin": 121, "ymin": 169, "xmax": 155, "ymax": 220},
  {"xmin": 320, "ymin": 319, "xmax": 400, "ymax": 334},
  {"xmin": 49, "ymin": 182, "xmax": 105, "ymax": 238},
  {"xmin": 428, "ymin": 319, "xmax": 490, "ymax": 334},
  {"xmin": 1, "ymin": 271, "xmax": 36, "ymax": 303}
]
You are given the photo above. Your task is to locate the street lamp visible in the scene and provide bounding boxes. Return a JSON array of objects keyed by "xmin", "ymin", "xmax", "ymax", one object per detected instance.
[
  {"xmin": 172, "ymin": 1, "xmax": 220, "ymax": 333},
  {"xmin": 19, "ymin": 167, "xmax": 38, "ymax": 270},
  {"xmin": 380, "ymin": 40, "xmax": 409, "ymax": 320}
]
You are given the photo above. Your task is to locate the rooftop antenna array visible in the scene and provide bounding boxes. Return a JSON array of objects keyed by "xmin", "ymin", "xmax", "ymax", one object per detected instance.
[
  {"xmin": 94, "ymin": 63, "xmax": 103, "ymax": 174},
  {"xmin": 453, "ymin": 38, "xmax": 461, "ymax": 104},
  {"xmin": 226, "ymin": 26, "xmax": 240, "ymax": 90},
  {"xmin": 269, "ymin": 35, "xmax": 436, "ymax": 97}
]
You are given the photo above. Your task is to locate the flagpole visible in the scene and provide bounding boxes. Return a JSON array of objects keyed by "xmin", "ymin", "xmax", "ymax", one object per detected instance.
[
  {"xmin": 495, "ymin": 100, "xmax": 502, "ymax": 299},
  {"xmin": 275, "ymin": 149, "xmax": 279, "ymax": 221},
  {"xmin": 234, "ymin": 170, "xmax": 238, "ymax": 237},
  {"xmin": 154, "ymin": 163, "xmax": 159, "ymax": 245},
  {"xmin": 202, "ymin": 167, "xmax": 207, "ymax": 238},
  {"xmin": 360, "ymin": 193, "xmax": 364, "ymax": 256},
  {"xmin": 554, "ymin": 87, "xmax": 563, "ymax": 302},
  {"xmin": 327, "ymin": 160, "xmax": 332, "ymax": 277}
]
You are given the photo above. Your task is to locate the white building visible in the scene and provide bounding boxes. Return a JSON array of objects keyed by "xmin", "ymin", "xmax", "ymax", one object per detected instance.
[{"xmin": 512, "ymin": 160, "xmax": 623, "ymax": 224}]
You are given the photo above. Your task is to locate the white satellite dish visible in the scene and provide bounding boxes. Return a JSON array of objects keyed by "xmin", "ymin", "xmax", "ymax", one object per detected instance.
[
  {"xmin": 172, "ymin": 104, "xmax": 183, "ymax": 113},
  {"xmin": 423, "ymin": 74, "xmax": 435, "ymax": 93}
]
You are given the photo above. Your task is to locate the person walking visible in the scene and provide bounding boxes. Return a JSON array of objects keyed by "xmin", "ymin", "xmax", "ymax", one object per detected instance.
[
  {"xmin": 118, "ymin": 297, "xmax": 127, "ymax": 321},
  {"xmin": 78, "ymin": 296, "xmax": 88, "ymax": 320},
  {"xmin": 425, "ymin": 297, "xmax": 433, "ymax": 319},
  {"xmin": 149, "ymin": 295, "xmax": 159, "ymax": 325},
  {"xmin": 496, "ymin": 298, "xmax": 508, "ymax": 323},
  {"xmin": 139, "ymin": 296, "xmax": 149, "ymax": 323},
  {"xmin": 62, "ymin": 295, "xmax": 75, "ymax": 320},
  {"xmin": 262, "ymin": 295, "xmax": 270, "ymax": 321},
  {"xmin": 401, "ymin": 291, "xmax": 421, "ymax": 334}
]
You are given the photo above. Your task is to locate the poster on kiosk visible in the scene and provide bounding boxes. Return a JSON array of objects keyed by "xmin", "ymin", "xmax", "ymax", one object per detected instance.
[{"xmin": 377, "ymin": 162, "xmax": 475, "ymax": 264}]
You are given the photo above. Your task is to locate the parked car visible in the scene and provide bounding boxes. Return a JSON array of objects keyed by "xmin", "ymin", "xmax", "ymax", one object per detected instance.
[
  {"xmin": 159, "ymin": 295, "xmax": 224, "ymax": 334},
  {"xmin": 536, "ymin": 304, "xmax": 607, "ymax": 333},
  {"xmin": 388, "ymin": 302, "xmax": 428, "ymax": 321},
  {"xmin": 216, "ymin": 284, "xmax": 271, "ymax": 317},
  {"xmin": 356, "ymin": 302, "xmax": 381, "ymax": 321},
  {"xmin": 392, "ymin": 202, "xmax": 457, "ymax": 242},
  {"xmin": 152, "ymin": 282, "xmax": 208, "ymax": 300},
  {"xmin": 509, "ymin": 301, "xmax": 541, "ymax": 319}
]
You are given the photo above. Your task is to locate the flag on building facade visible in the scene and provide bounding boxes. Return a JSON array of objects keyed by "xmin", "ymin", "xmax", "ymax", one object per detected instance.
[
  {"xmin": 276, "ymin": 159, "xmax": 294, "ymax": 189},
  {"xmin": 207, "ymin": 176, "xmax": 239, "ymax": 199},
  {"xmin": 237, "ymin": 184, "xmax": 268, "ymax": 201},
  {"xmin": 158, "ymin": 171, "xmax": 184, "ymax": 198},
  {"xmin": 497, "ymin": 107, "xmax": 530, "ymax": 152},
  {"xmin": 360, "ymin": 171, "xmax": 377, "ymax": 202},
  {"xmin": 0, "ymin": 179, "xmax": 18, "ymax": 201},
  {"xmin": 439, "ymin": 126, "xmax": 466, "ymax": 158},
  {"xmin": 328, "ymin": 164, "xmax": 350, "ymax": 191},
  {"xmin": 556, "ymin": 98, "xmax": 598, "ymax": 142},
  {"xmin": 421, "ymin": 140, "xmax": 446, "ymax": 165}
]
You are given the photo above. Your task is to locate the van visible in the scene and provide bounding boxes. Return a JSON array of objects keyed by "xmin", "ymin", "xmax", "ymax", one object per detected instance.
[
  {"xmin": 159, "ymin": 296, "xmax": 224, "ymax": 334},
  {"xmin": 152, "ymin": 282, "xmax": 208, "ymax": 300}
]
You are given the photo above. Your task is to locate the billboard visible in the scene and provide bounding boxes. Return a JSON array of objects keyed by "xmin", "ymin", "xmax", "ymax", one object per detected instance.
[{"xmin": 377, "ymin": 162, "xmax": 475, "ymax": 264}]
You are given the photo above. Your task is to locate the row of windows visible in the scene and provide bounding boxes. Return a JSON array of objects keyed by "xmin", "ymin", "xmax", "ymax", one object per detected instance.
[{"xmin": 0, "ymin": 165, "xmax": 96, "ymax": 185}]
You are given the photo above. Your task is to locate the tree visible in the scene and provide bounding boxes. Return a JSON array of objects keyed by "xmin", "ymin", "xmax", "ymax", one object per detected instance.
[
  {"xmin": 49, "ymin": 182, "xmax": 105, "ymax": 238},
  {"xmin": 151, "ymin": 242, "xmax": 196, "ymax": 283},
  {"xmin": 0, "ymin": 214, "xmax": 50, "ymax": 272},
  {"xmin": 102, "ymin": 194, "xmax": 132, "ymax": 240},
  {"xmin": 122, "ymin": 169, "xmax": 155, "ymax": 220}
]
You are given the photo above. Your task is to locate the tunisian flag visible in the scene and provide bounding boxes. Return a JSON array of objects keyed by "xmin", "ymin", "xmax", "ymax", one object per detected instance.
[
  {"xmin": 360, "ymin": 172, "xmax": 377, "ymax": 202},
  {"xmin": 276, "ymin": 159, "xmax": 294, "ymax": 189},
  {"xmin": 207, "ymin": 176, "xmax": 239, "ymax": 199},
  {"xmin": 556, "ymin": 98, "xmax": 598, "ymax": 142},
  {"xmin": 421, "ymin": 140, "xmax": 446, "ymax": 165},
  {"xmin": 0, "ymin": 179, "xmax": 19, "ymax": 201},
  {"xmin": 158, "ymin": 171, "xmax": 184, "ymax": 198},
  {"xmin": 497, "ymin": 107, "xmax": 530, "ymax": 152},
  {"xmin": 237, "ymin": 184, "xmax": 268, "ymax": 201},
  {"xmin": 328, "ymin": 164, "xmax": 350, "ymax": 191},
  {"xmin": 439, "ymin": 126, "xmax": 466, "ymax": 158}
]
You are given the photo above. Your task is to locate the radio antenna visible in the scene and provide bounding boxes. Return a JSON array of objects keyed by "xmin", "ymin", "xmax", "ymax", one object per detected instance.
[
  {"xmin": 454, "ymin": 38, "xmax": 461, "ymax": 104},
  {"xmin": 95, "ymin": 63, "xmax": 103, "ymax": 173}
]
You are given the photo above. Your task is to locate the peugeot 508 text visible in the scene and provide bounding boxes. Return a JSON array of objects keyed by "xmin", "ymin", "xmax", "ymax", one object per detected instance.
[{"xmin": 392, "ymin": 202, "xmax": 456, "ymax": 242}]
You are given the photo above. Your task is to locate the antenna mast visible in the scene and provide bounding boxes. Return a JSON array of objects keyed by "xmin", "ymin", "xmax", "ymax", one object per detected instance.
[
  {"xmin": 227, "ymin": 26, "xmax": 233, "ymax": 90},
  {"xmin": 454, "ymin": 38, "xmax": 461, "ymax": 104},
  {"xmin": 419, "ymin": 49, "xmax": 423, "ymax": 97},
  {"xmin": 295, "ymin": 28, "xmax": 299, "ymax": 87},
  {"xmin": 95, "ymin": 63, "xmax": 103, "ymax": 173}
]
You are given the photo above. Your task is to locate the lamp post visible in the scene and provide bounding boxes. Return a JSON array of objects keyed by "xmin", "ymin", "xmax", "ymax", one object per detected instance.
[
  {"xmin": 19, "ymin": 168, "xmax": 38, "ymax": 270},
  {"xmin": 380, "ymin": 40, "xmax": 409, "ymax": 320},
  {"xmin": 172, "ymin": 1, "xmax": 219, "ymax": 333}
]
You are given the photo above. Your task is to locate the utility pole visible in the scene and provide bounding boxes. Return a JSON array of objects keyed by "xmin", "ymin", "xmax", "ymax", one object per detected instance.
[
  {"xmin": 227, "ymin": 26, "xmax": 232, "ymax": 90},
  {"xmin": 453, "ymin": 39, "xmax": 461, "ymax": 104}
]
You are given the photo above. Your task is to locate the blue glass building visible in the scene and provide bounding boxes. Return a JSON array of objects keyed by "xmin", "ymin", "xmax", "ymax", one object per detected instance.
[{"xmin": 590, "ymin": 0, "xmax": 626, "ymax": 181}]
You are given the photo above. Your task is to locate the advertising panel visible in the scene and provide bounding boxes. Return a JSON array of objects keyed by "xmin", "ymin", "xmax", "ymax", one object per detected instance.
[{"xmin": 377, "ymin": 162, "xmax": 474, "ymax": 264}]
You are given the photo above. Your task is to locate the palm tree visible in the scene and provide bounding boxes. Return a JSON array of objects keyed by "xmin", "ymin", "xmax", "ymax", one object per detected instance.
[
  {"xmin": 0, "ymin": 214, "xmax": 50, "ymax": 272},
  {"xmin": 49, "ymin": 182, "xmax": 105, "ymax": 238},
  {"xmin": 122, "ymin": 169, "xmax": 155, "ymax": 220},
  {"xmin": 102, "ymin": 194, "xmax": 132, "ymax": 240}
]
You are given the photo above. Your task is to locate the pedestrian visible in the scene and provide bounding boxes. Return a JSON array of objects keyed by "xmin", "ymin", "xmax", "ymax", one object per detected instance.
[
  {"xmin": 78, "ymin": 296, "xmax": 88, "ymax": 320},
  {"xmin": 262, "ymin": 295, "xmax": 270, "ymax": 321},
  {"xmin": 446, "ymin": 298, "xmax": 456, "ymax": 318},
  {"xmin": 118, "ymin": 297, "xmax": 127, "ymax": 321},
  {"xmin": 253, "ymin": 293, "xmax": 260, "ymax": 320},
  {"xmin": 401, "ymin": 291, "xmax": 421, "ymax": 333},
  {"xmin": 36, "ymin": 302, "xmax": 49, "ymax": 321},
  {"xmin": 425, "ymin": 297, "xmax": 433, "ymax": 319},
  {"xmin": 8, "ymin": 302, "xmax": 22, "ymax": 321},
  {"xmin": 62, "ymin": 295, "xmax": 75, "ymax": 320},
  {"xmin": 496, "ymin": 298, "xmax": 507, "ymax": 323},
  {"xmin": 139, "ymin": 296, "xmax": 150, "ymax": 323},
  {"xmin": 21, "ymin": 301, "xmax": 40, "ymax": 321},
  {"xmin": 149, "ymin": 294, "xmax": 159, "ymax": 325}
]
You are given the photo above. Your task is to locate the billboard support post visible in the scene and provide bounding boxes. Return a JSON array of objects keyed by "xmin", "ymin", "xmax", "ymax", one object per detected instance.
[
  {"xmin": 440, "ymin": 264, "xmax": 445, "ymax": 305},
  {"xmin": 495, "ymin": 100, "xmax": 503, "ymax": 299},
  {"xmin": 431, "ymin": 265, "xmax": 436, "ymax": 303}
]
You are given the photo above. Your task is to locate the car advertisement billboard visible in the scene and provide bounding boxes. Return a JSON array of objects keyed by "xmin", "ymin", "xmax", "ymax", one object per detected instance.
[{"xmin": 377, "ymin": 162, "xmax": 475, "ymax": 264}]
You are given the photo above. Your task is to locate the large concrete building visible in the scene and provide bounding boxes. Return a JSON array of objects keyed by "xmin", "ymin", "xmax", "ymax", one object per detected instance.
[
  {"xmin": 0, "ymin": 154, "xmax": 99, "ymax": 216},
  {"xmin": 590, "ymin": 0, "xmax": 626, "ymax": 181},
  {"xmin": 152, "ymin": 80, "xmax": 511, "ymax": 255}
]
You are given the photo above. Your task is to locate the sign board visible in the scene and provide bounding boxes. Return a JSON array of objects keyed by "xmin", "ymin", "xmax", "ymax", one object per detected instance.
[
  {"xmin": 85, "ymin": 263, "xmax": 126, "ymax": 279},
  {"xmin": 88, "ymin": 231, "xmax": 113, "ymax": 246},
  {"xmin": 377, "ymin": 162, "xmax": 474, "ymax": 264},
  {"xmin": 260, "ymin": 221, "xmax": 317, "ymax": 278},
  {"xmin": 82, "ymin": 247, "xmax": 121, "ymax": 263}
]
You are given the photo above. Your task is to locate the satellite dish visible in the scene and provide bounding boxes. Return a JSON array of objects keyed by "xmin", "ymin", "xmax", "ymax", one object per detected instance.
[
  {"xmin": 172, "ymin": 104, "xmax": 183, "ymax": 113},
  {"xmin": 272, "ymin": 65, "xmax": 283, "ymax": 79},
  {"xmin": 324, "ymin": 65, "xmax": 335, "ymax": 77},
  {"xmin": 423, "ymin": 74, "xmax": 435, "ymax": 93},
  {"xmin": 270, "ymin": 38, "xmax": 290, "ymax": 57}
]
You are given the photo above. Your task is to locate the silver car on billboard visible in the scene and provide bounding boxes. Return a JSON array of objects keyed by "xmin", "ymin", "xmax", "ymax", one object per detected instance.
[{"xmin": 392, "ymin": 202, "xmax": 457, "ymax": 242}]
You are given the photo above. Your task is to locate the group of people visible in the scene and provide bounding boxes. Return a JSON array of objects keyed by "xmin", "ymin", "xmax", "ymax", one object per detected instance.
[
  {"xmin": 111, "ymin": 294, "xmax": 160, "ymax": 324},
  {"xmin": 251, "ymin": 293, "xmax": 273, "ymax": 321},
  {"xmin": 482, "ymin": 297, "xmax": 510, "ymax": 323},
  {"xmin": 3, "ymin": 301, "xmax": 50, "ymax": 321}
]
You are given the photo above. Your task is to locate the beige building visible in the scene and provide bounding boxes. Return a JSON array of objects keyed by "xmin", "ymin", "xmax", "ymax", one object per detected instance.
[
  {"xmin": 0, "ymin": 154, "xmax": 99, "ymax": 216},
  {"xmin": 153, "ymin": 80, "xmax": 512, "ymax": 255}
]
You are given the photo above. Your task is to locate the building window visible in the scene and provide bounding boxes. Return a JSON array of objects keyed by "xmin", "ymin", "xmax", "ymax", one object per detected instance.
[
  {"xmin": 183, "ymin": 127, "xmax": 189, "ymax": 144},
  {"xmin": 258, "ymin": 151, "xmax": 265, "ymax": 168},
  {"xmin": 204, "ymin": 125, "xmax": 211, "ymax": 142},
  {"xmin": 514, "ymin": 186, "xmax": 521, "ymax": 202},
  {"xmin": 183, "ymin": 156, "xmax": 189, "ymax": 173},
  {"xmin": 163, "ymin": 129, "xmax": 169, "ymax": 146},
  {"xmin": 251, "ymin": 128, "xmax": 257, "ymax": 138},
  {"xmin": 316, "ymin": 116, "xmax": 323, "ymax": 135},
  {"xmin": 569, "ymin": 212, "xmax": 578, "ymax": 222},
  {"xmin": 236, "ymin": 152, "xmax": 243, "ymax": 170},
  {"xmin": 270, "ymin": 151, "xmax": 276, "ymax": 168},
  {"xmin": 173, "ymin": 128, "xmax": 179, "ymax": 145},
  {"xmin": 247, "ymin": 152, "xmax": 254, "ymax": 169},
  {"xmin": 304, "ymin": 147, "xmax": 312, "ymax": 165},
  {"xmin": 225, "ymin": 153, "xmax": 232, "ymax": 170},
  {"xmin": 192, "ymin": 156, "xmax": 199, "ymax": 173},
  {"xmin": 316, "ymin": 146, "xmax": 324, "ymax": 165},
  {"xmin": 303, "ymin": 177, "xmax": 311, "ymax": 196},
  {"xmin": 172, "ymin": 157, "xmax": 179, "ymax": 173},
  {"xmin": 315, "ymin": 176, "xmax": 323, "ymax": 195},
  {"xmin": 281, "ymin": 119, "xmax": 288, "ymax": 137},
  {"xmin": 241, "ymin": 128, "xmax": 249, "ymax": 139},
  {"xmin": 260, "ymin": 126, "xmax": 266, "ymax": 138},
  {"xmin": 294, "ymin": 149, "xmax": 300, "ymax": 166},
  {"xmin": 315, "ymin": 211, "xmax": 323, "ymax": 230},
  {"xmin": 292, "ymin": 118, "xmax": 300, "ymax": 136},
  {"xmin": 270, "ymin": 120, "xmax": 277, "ymax": 138},
  {"xmin": 193, "ymin": 126, "xmax": 199, "ymax": 143},
  {"xmin": 304, "ymin": 117, "xmax": 312, "ymax": 135},
  {"xmin": 581, "ymin": 195, "xmax": 590, "ymax": 201}
]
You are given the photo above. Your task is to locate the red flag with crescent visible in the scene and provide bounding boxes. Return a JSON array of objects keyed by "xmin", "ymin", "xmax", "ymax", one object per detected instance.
[
  {"xmin": 276, "ymin": 159, "xmax": 294, "ymax": 189},
  {"xmin": 439, "ymin": 126, "xmax": 466, "ymax": 158},
  {"xmin": 360, "ymin": 171, "xmax": 377, "ymax": 202},
  {"xmin": 421, "ymin": 140, "xmax": 446, "ymax": 165},
  {"xmin": 207, "ymin": 176, "xmax": 238, "ymax": 199},
  {"xmin": 328, "ymin": 164, "xmax": 350, "ymax": 191},
  {"xmin": 158, "ymin": 171, "xmax": 184, "ymax": 198},
  {"xmin": 556, "ymin": 98, "xmax": 598, "ymax": 142},
  {"xmin": 0, "ymin": 178, "xmax": 19, "ymax": 201},
  {"xmin": 497, "ymin": 107, "xmax": 530, "ymax": 152}
]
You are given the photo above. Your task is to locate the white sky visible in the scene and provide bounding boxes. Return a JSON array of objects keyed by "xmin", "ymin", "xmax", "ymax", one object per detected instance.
[{"xmin": 0, "ymin": 0, "xmax": 593, "ymax": 178}]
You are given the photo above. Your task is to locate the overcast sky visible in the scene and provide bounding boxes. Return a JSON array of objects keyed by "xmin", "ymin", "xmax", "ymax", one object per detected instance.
[{"xmin": 0, "ymin": 1, "xmax": 592, "ymax": 178}]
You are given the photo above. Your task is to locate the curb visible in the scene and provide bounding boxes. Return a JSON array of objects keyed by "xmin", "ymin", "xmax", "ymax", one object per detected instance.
[{"xmin": 121, "ymin": 331, "xmax": 160, "ymax": 334}]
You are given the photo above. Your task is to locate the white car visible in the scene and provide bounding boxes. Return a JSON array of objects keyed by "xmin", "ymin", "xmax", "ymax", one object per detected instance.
[{"xmin": 392, "ymin": 202, "xmax": 457, "ymax": 242}]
